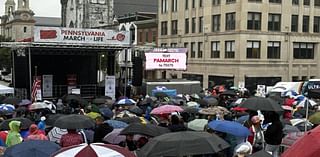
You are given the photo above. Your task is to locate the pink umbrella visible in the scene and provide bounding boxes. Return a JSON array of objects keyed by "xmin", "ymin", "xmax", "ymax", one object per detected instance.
[
  {"xmin": 151, "ymin": 105, "xmax": 183, "ymax": 115},
  {"xmin": 52, "ymin": 143, "xmax": 136, "ymax": 157}
]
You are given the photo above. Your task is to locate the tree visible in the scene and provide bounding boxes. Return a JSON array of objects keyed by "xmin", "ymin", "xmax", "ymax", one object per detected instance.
[{"xmin": 0, "ymin": 35, "xmax": 12, "ymax": 71}]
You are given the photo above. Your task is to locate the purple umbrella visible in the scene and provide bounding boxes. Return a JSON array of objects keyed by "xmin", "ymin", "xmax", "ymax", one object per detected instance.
[{"xmin": 18, "ymin": 99, "xmax": 32, "ymax": 106}]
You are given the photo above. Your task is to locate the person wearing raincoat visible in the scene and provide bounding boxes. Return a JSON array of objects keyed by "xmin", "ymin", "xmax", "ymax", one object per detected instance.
[{"xmin": 6, "ymin": 121, "xmax": 23, "ymax": 147}]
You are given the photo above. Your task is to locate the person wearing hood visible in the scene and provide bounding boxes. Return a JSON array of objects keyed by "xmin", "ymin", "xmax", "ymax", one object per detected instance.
[
  {"xmin": 37, "ymin": 116, "xmax": 46, "ymax": 134},
  {"xmin": 25, "ymin": 124, "xmax": 48, "ymax": 141},
  {"xmin": 6, "ymin": 121, "xmax": 23, "ymax": 147}
]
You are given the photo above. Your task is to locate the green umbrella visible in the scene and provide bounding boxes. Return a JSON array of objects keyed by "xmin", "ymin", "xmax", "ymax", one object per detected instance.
[
  {"xmin": 187, "ymin": 119, "xmax": 208, "ymax": 131},
  {"xmin": 309, "ymin": 112, "xmax": 320, "ymax": 124}
]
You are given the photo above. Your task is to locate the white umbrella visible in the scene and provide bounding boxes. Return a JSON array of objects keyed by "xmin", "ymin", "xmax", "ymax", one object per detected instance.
[
  {"xmin": 186, "ymin": 101, "xmax": 199, "ymax": 107},
  {"xmin": 47, "ymin": 127, "xmax": 67, "ymax": 144},
  {"xmin": 187, "ymin": 119, "xmax": 208, "ymax": 131}
]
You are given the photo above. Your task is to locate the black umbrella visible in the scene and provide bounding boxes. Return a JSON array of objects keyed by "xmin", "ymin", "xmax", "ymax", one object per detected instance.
[
  {"xmin": 117, "ymin": 117, "xmax": 144, "ymax": 124},
  {"xmin": 238, "ymin": 97, "xmax": 283, "ymax": 112},
  {"xmin": 92, "ymin": 98, "xmax": 106, "ymax": 104},
  {"xmin": 53, "ymin": 114, "xmax": 95, "ymax": 129},
  {"xmin": 205, "ymin": 97, "xmax": 218, "ymax": 106},
  {"xmin": 249, "ymin": 150, "xmax": 272, "ymax": 157},
  {"xmin": 2, "ymin": 97, "xmax": 21, "ymax": 105},
  {"xmin": 182, "ymin": 106, "xmax": 199, "ymax": 114},
  {"xmin": 46, "ymin": 114, "xmax": 66, "ymax": 126},
  {"xmin": 0, "ymin": 118, "xmax": 33, "ymax": 130},
  {"xmin": 120, "ymin": 123, "xmax": 169, "ymax": 137},
  {"xmin": 220, "ymin": 90, "xmax": 237, "ymax": 96},
  {"xmin": 140, "ymin": 98, "xmax": 154, "ymax": 105},
  {"xmin": 62, "ymin": 94, "xmax": 88, "ymax": 106},
  {"xmin": 197, "ymin": 99, "xmax": 208, "ymax": 107},
  {"xmin": 128, "ymin": 106, "xmax": 143, "ymax": 115},
  {"xmin": 137, "ymin": 131, "xmax": 230, "ymax": 157}
]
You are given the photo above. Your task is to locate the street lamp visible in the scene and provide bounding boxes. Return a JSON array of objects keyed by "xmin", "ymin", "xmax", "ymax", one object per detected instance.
[{"xmin": 99, "ymin": 54, "xmax": 105, "ymax": 82}]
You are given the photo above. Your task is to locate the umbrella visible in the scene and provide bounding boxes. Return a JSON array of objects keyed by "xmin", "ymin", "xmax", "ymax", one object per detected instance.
[
  {"xmin": 46, "ymin": 114, "xmax": 66, "ymax": 126},
  {"xmin": 231, "ymin": 106, "xmax": 248, "ymax": 112},
  {"xmin": 204, "ymin": 97, "xmax": 218, "ymax": 106},
  {"xmin": 182, "ymin": 106, "xmax": 199, "ymax": 114},
  {"xmin": 283, "ymin": 124, "xmax": 300, "ymax": 134},
  {"xmin": 51, "ymin": 143, "xmax": 136, "ymax": 157},
  {"xmin": 128, "ymin": 106, "xmax": 143, "ymax": 115},
  {"xmin": 282, "ymin": 105, "xmax": 293, "ymax": 111},
  {"xmin": 29, "ymin": 102, "xmax": 51, "ymax": 110},
  {"xmin": 2, "ymin": 97, "xmax": 21, "ymax": 105},
  {"xmin": 0, "ymin": 104, "xmax": 15, "ymax": 112},
  {"xmin": 238, "ymin": 97, "xmax": 283, "ymax": 112},
  {"xmin": 154, "ymin": 92, "xmax": 168, "ymax": 98},
  {"xmin": 0, "ymin": 118, "xmax": 33, "ymax": 130},
  {"xmin": 62, "ymin": 94, "xmax": 88, "ymax": 106},
  {"xmin": 290, "ymin": 119, "xmax": 313, "ymax": 131},
  {"xmin": 309, "ymin": 112, "xmax": 320, "ymax": 124},
  {"xmin": 187, "ymin": 119, "xmax": 208, "ymax": 131},
  {"xmin": 283, "ymin": 90, "xmax": 298, "ymax": 97},
  {"xmin": 116, "ymin": 98, "xmax": 136, "ymax": 106},
  {"xmin": 47, "ymin": 127, "xmax": 67, "ymax": 144},
  {"xmin": 248, "ymin": 150, "xmax": 272, "ymax": 157},
  {"xmin": 220, "ymin": 90, "xmax": 237, "ymax": 96},
  {"xmin": 295, "ymin": 98, "xmax": 317, "ymax": 108},
  {"xmin": 105, "ymin": 120, "xmax": 128, "ymax": 129},
  {"xmin": 99, "ymin": 107, "xmax": 114, "ymax": 119},
  {"xmin": 54, "ymin": 114, "xmax": 95, "ymax": 129},
  {"xmin": 186, "ymin": 101, "xmax": 200, "ymax": 107},
  {"xmin": 18, "ymin": 99, "xmax": 32, "ymax": 106},
  {"xmin": 136, "ymin": 131, "xmax": 230, "ymax": 157},
  {"xmin": 92, "ymin": 98, "xmax": 106, "ymax": 104},
  {"xmin": 4, "ymin": 140, "xmax": 60, "ymax": 157},
  {"xmin": 208, "ymin": 120, "xmax": 251, "ymax": 137},
  {"xmin": 282, "ymin": 125, "xmax": 320, "ymax": 157},
  {"xmin": 199, "ymin": 106, "xmax": 230, "ymax": 116},
  {"xmin": 151, "ymin": 105, "xmax": 183, "ymax": 115},
  {"xmin": 140, "ymin": 97, "xmax": 155, "ymax": 105},
  {"xmin": 103, "ymin": 128, "xmax": 126, "ymax": 144},
  {"xmin": 197, "ymin": 99, "xmax": 208, "ymax": 107},
  {"xmin": 236, "ymin": 115, "xmax": 249, "ymax": 125},
  {"xmin": 120, "ymin": 123, "xmax": 169, "ymax": 137},
  {"xmin": 281, "ymin": 132, "xmax": 305, "ymax": 148},
  {"xmin": 190, "ymin": 93, "xmax": 200, "ymax": 99},
  {"xmin": 117, "ymin": 117, "xmax": 145, "ymax": 124}
]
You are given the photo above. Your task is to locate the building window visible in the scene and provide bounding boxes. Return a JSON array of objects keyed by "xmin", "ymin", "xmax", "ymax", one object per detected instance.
[
  {"xmin": 247, "ymin": 12, "xmax": 261, "ymax": 30},
  {"xmin": 152, "ymin": 31, "xmax": 157, "ymax": 42},
  {"xmin": 291, "ymin": 15, "xmax": 298, "ymax": 32},
  {"xmin": 211, "ymin": 41, "xmax": 220, "ymax": 58},
  {"xmin": 304, "ymin": 0, "xmax": 310, "ymax": 5},
  {"xmin": 268, "ymin": 14, "xmax": 281, "ymax": 31},
  {"xmin": 212, "ymin": 0, "xmax": 220, "ymax": 5},
  {"xmin": 315, "ymin": 0, "xmax": 320, "ymax": 6},
  {"xmin": 23, "ymin": 27, "xmax": 27, "ymax": 33},
  {"xmin": 199, "ymin": 16, "xmax": 203, "ymax": 33},
  {"xmin": 184, "ymin": 42, "xmax": 189, "ymax": 58},
  {"xmin": 303, "ymin": 16, "xmax": 309, "ymax": 32},
  {"xmin": 226, "ymin": 12, "xmax": 236, "ymax": 30},
  {"xmin": 199, "ymin": 0, "xmax": 203, "ymax": 7},
  {"xmin": 172, "ymin": 0, "xmax": 177, "ymax": 12},
  {"xmin": 292, "ymin": 0, "xmax": 299, "ymax": 5},
  {"xmin": 161, "ymin": 43, "xmax": 167, "ymax": 47},
  {"xmin": 139, "ymin": 32, "xmax": 143, "ymax": 42},
  {"xmin": 269, "ymin": 0, "xmax": 281, "ymax": 3},
  {"xmin": 198, "ymin": 42, "xmax": 203, "ymax": 58},
  {"xmin": 314, "ymin": 16, "xmax": 320, "ymax": 33},
  {"xmin": 293, "ymin": 43, "xmax": 314, "ymax": 59},
  {"xmin": 185, "ymin": 18, "xmax": 189, "ymax": 34},
  {"xmin": 226, "ymin": 0, "xmax": 236, "ymax": 4},
  {"xmin": 247, "ymin": 41, "xmax": 260, "ymax": 59},
  {"xmin": 192, "ymin": 0, "xmax": 195, "ymax": 8},
  {"xmin": 145, "ymin": 32, "xmax": 149, "ymax": 42},
  {"xmin": 192, "ymin": 17, "xmax": 196, "ymax": 33},
  {"xmin": 171, "ymin": 20, "xmax": 178, "ymax": 35},
  {"xmin": 161, "ymin": 21, "xmax": 168, "ymax": 35},
  {"xmin": 212, "ymin": 15, "xmax": 220, "ymax": 32},
  {"xmin": 248, "ymin": 0, "xmax": 262, "ymax": 2},
  {"xmin": 185, "ymin": 0, "xmax": 188, "ymax": 9},
  {"xmin": 267, "ymin": 41, "xmax": 281, "ymax": 59},
  {"xmin": 171, "ymin": 43, "xmax": 177, "ymax": 48},
  {"xmin": 225, "ymin": 41, "xmax": 235, "ymax": 58},
  {"xmin": 161, "ymin": 0, "xmax": 168, "ymax": 13},
  {"xmin": 191, "ymin": 42, "xmax": 196, "ymax": 58}
]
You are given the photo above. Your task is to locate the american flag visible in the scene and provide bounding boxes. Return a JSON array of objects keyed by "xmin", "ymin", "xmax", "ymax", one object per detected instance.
[{"xmin": 31, "ymin": 77, "xmax": 41, "ymax": 102}]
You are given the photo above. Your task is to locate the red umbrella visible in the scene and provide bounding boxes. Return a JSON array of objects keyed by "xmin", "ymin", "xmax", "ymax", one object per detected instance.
[
  {"xmin": 52, "ymin": 143, "xmax": 136, "ymax": 157},
  {"xmin": 282, "ymin": 125, "xmax": 320, "ymax": 157},
  {"xmin": 151, "ymin": 105, "xmax": 183, "ymax": 115}
]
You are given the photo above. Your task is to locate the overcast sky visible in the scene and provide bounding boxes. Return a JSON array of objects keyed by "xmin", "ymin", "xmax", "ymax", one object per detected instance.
[{"xmin": 0, "ymin": 0, "xmax": 61, "ymax": 17}]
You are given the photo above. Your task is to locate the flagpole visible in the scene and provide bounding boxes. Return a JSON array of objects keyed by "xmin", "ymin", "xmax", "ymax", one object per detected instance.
[
  {"xmin": 28, "ymin": 47, "xmax": 32, "ymax": 99},
  {"xmin": 305, "ymin": 98, "xmax": 309, "ymax": 132}
]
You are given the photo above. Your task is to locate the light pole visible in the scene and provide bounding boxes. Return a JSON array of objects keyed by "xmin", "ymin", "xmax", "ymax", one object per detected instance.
[{"xmin": 99, "ymin": 54, "xmax": 105, "ymax": 82}]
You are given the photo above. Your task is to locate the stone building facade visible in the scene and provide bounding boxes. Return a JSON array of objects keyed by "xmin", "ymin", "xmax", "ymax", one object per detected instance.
[
  {"xmin": 0, "ymin": 0, "xmax": 35, "ymax": 41},
  {"xmin": 158, "ymin": 0, "xmax": 320, "ymax": 91}
]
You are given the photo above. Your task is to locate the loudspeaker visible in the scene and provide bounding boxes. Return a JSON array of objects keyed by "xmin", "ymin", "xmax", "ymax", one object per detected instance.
[{"xmin": 132, "ymin": 57, "xmax": 143, "ymax": 86}]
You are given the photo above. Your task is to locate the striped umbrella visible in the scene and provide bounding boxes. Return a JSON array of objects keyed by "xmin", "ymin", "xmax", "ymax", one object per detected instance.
[
  {"xmin": 52, "ymin": 143, "xmax": 136, "ymax": 157},
  {"xmin": 116, "ymin": 98, "xmax": 136, "ymax": 106},
  {"xmin": 0, "ymin": 104, "xmax": 15, "ymax": 112},
  {"xmin": 47, "ymin": 127, "xmax": 67, "ymax": 144}
]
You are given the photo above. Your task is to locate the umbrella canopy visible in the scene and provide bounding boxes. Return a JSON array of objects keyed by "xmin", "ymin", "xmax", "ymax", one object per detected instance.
[
  {"xmin": 0, "ymin": 104, "xmax": 15, "ymax": 112},
  {"xmin": 238, "ymin": 97, "xmax": 283, "ymax": 112},
  {"xmin": 54, "ymin": 114, "xmax": 95, "ymax": 129},
  {"xmin": 137, "ymin": 131, "xmax": 230, "ymax": 157},
  {"xmin": 128, "ymin": 106, "xmax": 143, "ymax": 115},
  {"xmin": 182, "ymin": 106, "xmax": 199, "ymax": 114},
  {"xmin": 248, "ymin": 150, "xmax": 272, "ymax": 157},
  {"xmin": 199, "ymin": 106, "xmax": 230, "ymax": 116},
  {"xmin": 120, "ymin": 123, "xmax": 169, "ymax": 137},
  {"xmin": 220, "ymin": 90, "xmax": 237, "ymax": 96},
  {"xmin": 235, "ymin": 115, "xmax": 249, "ymax": 125},
  {"xmin": 140, "ymin": 97, "xmax": 155, "ymax": 105},
  {"xmin": 4, "ymin": 140, "xmax": 60, "ymax": 157},
  {"xmin": 190, "ymin": 93, "xmax": 200, "ymax": 99},
  {"xmin": 46, "ymin": 114, "xmax": 66, "ymax": 126},
  {"xmin": 52, "ymin": 143, "xmax": 136, "ymax": 157},
  {"xmin": 150, "ymin": 105, "xmax": 183, "ymax": 115},
  {"xmin": 105, "ymin": 120, "xmax": 128, "ymax": 129},
  {"xmin": 47, "ymin": 127, "xmax": 68, "ymax": 144},
  {"xmin": 99, "ymin": 107, "xmax": 114, "ymax": 119},
  {"xmin": 0, "ymin": 117, "xmax": 33, "ymax": 130},
  {"xmin": 281, "ymin": 132, "xmax": 305, "ymax": 148},
  {"xmin": 92, "ymin": 98, "xmax": 106, "ymax": 104},
  {"xmin": 295, "ymin": 98, "xmax": 317, "ymax": 108},
  {"xmin": 18, "ymin": 99, "xmax": 32, "ymax": 106},
  {"xmin": 116, "ymin": 117, "xmax": 145, "ymax": 124},
  {"xmin": 186, "ymin": 101, "xmax": 200, "ymax": 107},
  {"xmin": 290, "ymin": 118, "xmax": 313, "ymax": 131},
  {"xmin": 208, "ymin": 120, "xmax": 251, "ymax": 137},
  {"xmin": 62, "ymin": 94, "xmax": 88, "ymax": 106},
  {"xmin": 187, "ymin": 119, "xmax": 208, "ymax": 131},
  {"xmin": 283, "ymin": 124, "xmax": 300, "ymax": 134},
  {"xmin": 103, "ymin": 128, "xmax": 126, "ymax": 144},
  {"xmin": 116, "ymin": 98, "xmax": 136, "ymax": 106},
  {"xmin": 29, "ymin": 102, "xmax": 51, "ymax": 110},
  {"xmin": 203, "ymin": 97, "xmax": 218, "ymax": 106},
  {"xmin": 2, "ymin": 97, "xmax": 21, "ymax": 105},
  {"xmin": 282, "ymin": 125, "xmax": 320, "ymax": 157},
  {"xmin": 154, "ymin": 92, "xmax": 168, "ymax": 98},
  {"xmin": 309, "ymin": 112, "xmax": 320, "ymax": 124}
]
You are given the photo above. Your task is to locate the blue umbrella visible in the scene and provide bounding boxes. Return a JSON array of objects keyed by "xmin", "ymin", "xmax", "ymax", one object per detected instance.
[
  {"xmin": 105, "ymin": 120, "xmax": 128, "ymax": 129},
  {"xmin": 0, "ymin": 104, "xmax": 15, "ymax": 112},
  {"xmin": 4, "ymin": 140, "xmax": 60, "ymax": 157},
  {"xmin": 99, "ymin": 107, "xmax": 114, "ymax": 118},
  {"xmin": 208, "ymin": 120, "xmax": 251, "ymax": 137},
  {"xmin": 116, "ymin": 98, "xmax": 136, "ymax": 106},
  {"xmin": 236, "ymin": 115, "xmax": 249, "ymax": 125},
  {"xmin": 18, "ymin": 99, "xmax": 32, "ymax": 106}
]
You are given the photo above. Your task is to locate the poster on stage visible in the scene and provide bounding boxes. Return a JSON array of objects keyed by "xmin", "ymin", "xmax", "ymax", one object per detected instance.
[
  {"xmin": 105, "ymin": 76, "xmax": 115, "ymax": 100},
  {"xmin": 145, "ymin": 48, "xmax": 187, "ymax": 70},
  {"xmin": 42, "ymin": 75, "xmax": 53, "ymax": 97}
]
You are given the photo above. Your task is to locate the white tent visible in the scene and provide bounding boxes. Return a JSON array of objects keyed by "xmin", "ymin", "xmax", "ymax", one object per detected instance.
[{"xmin": 0, "ymin": 84, "xmax": 14, "ymax": 94}]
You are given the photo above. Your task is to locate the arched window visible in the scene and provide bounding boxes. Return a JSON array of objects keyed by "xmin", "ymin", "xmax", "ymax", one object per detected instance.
[
  {"xmin": 69, "ymin": 21, "xmax": 74, "ymax": 28},
  {"xmin": 22, "ymin": 0, "xmax": 26, "ymax": 7}
]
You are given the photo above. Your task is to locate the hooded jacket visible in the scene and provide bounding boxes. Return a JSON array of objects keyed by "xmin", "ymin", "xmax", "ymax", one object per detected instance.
[{"xmin": 6, "ymin": 121, "xmax": 23, "ymax": 147}]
